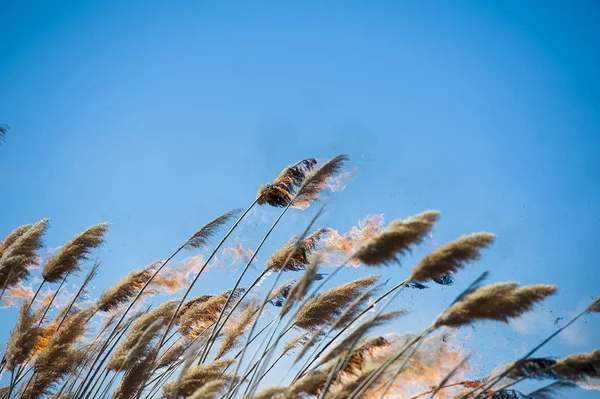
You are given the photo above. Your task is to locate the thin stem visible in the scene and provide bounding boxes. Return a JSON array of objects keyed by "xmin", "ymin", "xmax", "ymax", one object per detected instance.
[
  {"xmin": 469, "ymin": 308, "xmax": 589, "ymax": 399},
  {"xmin": 7, "ymin": 370, "xmax": 15, "ymax": 399},
  {"xmin": 379, "ymin": 338, "xmax": 424, "ymax": 398},
  {"xmin": 38, "ymin": 275, "xmax": 67, "ymax": 325},
  {"xmin": 296, "ymin": 278, "xmax": 409, "ymax": 381},
  {"xmin": 156, "ymin": 199, "xmax": 259, "ymax": 354},
  {"xmin": 77, "ymin": 203, "xmax": 256, "ymax": 399},
  {"xmin": 200, "ymin": 203, "xmax": 292, "ymax": 363}
]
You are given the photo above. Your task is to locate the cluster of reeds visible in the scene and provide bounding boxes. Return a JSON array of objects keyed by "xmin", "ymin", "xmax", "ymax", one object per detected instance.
[{"xmin": 0, "ymin": 154, "xmax": 598, "ymax": 399}]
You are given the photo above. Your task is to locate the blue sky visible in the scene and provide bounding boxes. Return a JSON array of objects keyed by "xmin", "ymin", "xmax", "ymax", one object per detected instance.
[{"xmin": 1, "ymin": 1, "xmax": 599, "ymax": 397}]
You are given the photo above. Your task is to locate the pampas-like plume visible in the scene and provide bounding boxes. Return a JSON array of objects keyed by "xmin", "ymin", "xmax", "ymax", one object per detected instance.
[
  {"xmin": 215, "ymin": 302, "xmax": 258, "ymax": 359},
  {"xmin": 286, "ymin": 366, "xmax": 333, "ymax": 398},
  {"xmin": 156, "ymin": 338, "xmax": 192, "ymax": 369},
  {"xmin": 587, "ymin": 296, "xmax": 600, "ymax": 313},
  {"xmin": 435, "ymin": 283, "xmax": 558, "ymax": 328},
  {"xmin": 267, "ymin": 229, "xmax": 328, "ymax": 272},
  {"xmin": 4, "ymin": 303, "xmax": 43, "ymax": 371},
  {"xmin": 508, "ymin": 358, "xmax": 559, "ymax": 380},
  {"xmin": 284, "ymin": 333, "xmax": 310, "ymax": 355},
  {"xmin": 342, "ymin": 336, "xmax": 390, "ymax": 376},
  {"xmin": 188, "ymin": 380, "xmax": 227, "ymax": 399},
  {"xmin": 281, "ymin": 254, "xmax": 323, "ymax": 316},
  {"xmin": 410, "ymin": 232, "xmax": 495, "ymax": 284},
  {"xmin": 161, "ymin": 359, "xmax": 236, "ymax": 398},
  {"xmin": 0, "ymin": 124, "xmax": 10, "ymax": 142},
  {"xmin": 96, "ymin": 266, "xmax": 154, "ymax": 312},
  {"xmin": 107, "ymin": 301, "xmax": 177, "ymax": 370},
  {"xmin": 329, "ymin": 370, "xmax": 381, "ymax": 399},
  {"xmin": 111, "ymin": 351, "xmax": 156, "ymax": 399},
  {"xmin": 41, "ymin": 223, "xmax": 108, "ymax": 283},
  {"xmin": 553, "ymin": 349, "xmax": 600, "ymax": 380},
  {"xmin": 184, "ymin": 209, "xmax": 241, "ymax": 250},
  {"xmin": 111, "ymin": 320, "xmax": 165, "ymax": 399},
  {"xmin": 179, "ymin": 289, "xmax": 244, "ymax": 337},
  {"xmin": 0, "ymin": 218, "xmax": 49, "ymax": 292},
  {"xmin": 254, "ymin": 386, "xmax": 286, "ymax": 399},
  {"xmin": 268, "ymin": 279, "xmax": 297, "ymax": 307},
  {"xmin": 257, "ymin": 158, "xmax": 318, "ymax": 207},
  {"xmin": 320, "ymin": 312, "xmax": 404, "ymax": 368},
  {"xmin": 23, "ymin": 307, "xmax": 94, "ymax": 399},
  {"xmin": 528, "ymin": 381, "xmax": 577, "ymax": 399},
  {"xmin": 294, "ymin": 275, "xmax": 381, "ymax": 331},
  {"xmin": 0, "ymin": 224, "xmax": 32, "ymax": 258},
  {"xmin": 352, "ymin": 211, "xmax": 439, "ymax": 266},
  {"xmin": 293, "ymin": 154, "xmax": 348, "ymax": 205}
]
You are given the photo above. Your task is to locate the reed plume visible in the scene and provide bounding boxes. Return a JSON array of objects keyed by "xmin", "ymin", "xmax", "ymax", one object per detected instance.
[
  {"xmin": 23, "ymin": 308, "xmax": 94, "ymax": 398},
  {"xmin": 0, "ymin": 224, "xmax": 32, "ymax": 259},
  {"xmin": 107, "ymin": 301, "xmax": 177, "ymax": 370},
  {"xmin": 215, "ymin": 302, "xmax": 258, "ymax": 359},
  {"xmin": 284, "ymin": 333, "xmax": 310, "ymax": 355},
  {"xmin": 281, "ymin": 253, "xmax": 323, "ymax": 316},
  {"xmin": 188, "ymin": 380, "xmax": 227, "ymax": 399},
  {"xmin": 587, "ymin": 296, "xmax": 600, "ymax": 313},
  {"xmin": 319, "ymin": 311, "xmax": 404, "ymax": 368},
  {"xmin": 410, "ymin": 232, "xmax": 495, "ymax": 284},
  {"xmin": 435, "ymin": 283, "xmax": 557, "ymax": 328},
  {"xmin": 41, "ymin": 223, "xmax": 108, "ymax": 283},
  {"xmin": 329, "ymin": 370, "xmax": 381, "ymax": 399},
  {"xmin": 286, "ymin": 366, "xmax": 332, "ymax": 398},
  {"xmin": 267, "ymin": 279, "xmax": 296, "ymax": 307},
  {"xmin": 4, "ymin": 303, "xmax": 43, "ymax": 371},
  {"xmin": 156, "ymin": 338, "xmax": 192, "ymax": 369},
  {"xmin": 528, "ymin": 381, "xmax": 577, "ymax": 399},
  {"xmin": 257, "ymin": 158, "xmax": 317, "ymax": 207},
  {"xmin": 111, "ymin": 351, "xmax": 156, "ymax": 399},
  {"xmin": 266, "ymin": 229, "xmax": 328, "ymax": 272},
  {"xmin": 294, "ymin": 275, "xmax": 380, "ymax": 331},
  {"xmin": 293, "ymin": 154, "xmax": 348, "ymax": 205},
  {"xmin": 0, "ymin": 218, "xmax": 48, "ymax": 294},
  {"xmin": 341, "ymin": 336, "xmax": 390, "ymax": 376},
  {"xmin": 178, "ymin": 289, "xmax": 243, "ymax": 337},
  {"xmin": 161, "ymin": 359, "xmax": 236, "ymax": 398},
  {"xmin": 352, "ymin": 211, "xmax": 439, "ymax": 266},
  {"xmin": 508, "ymin": 358, "xmax": 559, "ymax": 380},
  {"xmin": 184, "ymin": 210, "xmax": 241, "ymax": 250},
  {"xmin": 254, "ymin": 386, "xmax": 286, "ymax": 399},
  {"xmin": 0, "ymin": 124, "xmax": 9, "ymax": 142},
  {"xmin": 96, "ymin": 266, "xmax": 155, "ymax": 312},
  {"xmin": 553, "ymin": 349, "xmax": 600, "ymax": 380}
]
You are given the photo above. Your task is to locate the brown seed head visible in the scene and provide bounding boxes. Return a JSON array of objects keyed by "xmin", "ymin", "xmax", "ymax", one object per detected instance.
[
  {"xmin": 257, "ymin": 158, "xmax": 318, "ymax": 207},
  {"xmin": 293, "ymin": 154, "xmax": 348, "ymax": 205},
  {"xmin": 352, "ymin": 211, "xmax": 439, "ymax": 266},
  {"xmin": 184, "ymin": 209, "xmax": 241, "ymax": 250},
  {"xmin": 435, "ymin": 283, "xmax": 557, "ymax": 328},
  {"xmin": 294, "ymin": 275, "xmax": 380, "ymax": 331},
  {"xmin": 410, "ymin": 232, "xmax": 495, "ymax": 283},
  {"xmin": 42, "ymin": 223, "xmax": 108, "ymax": 283}
]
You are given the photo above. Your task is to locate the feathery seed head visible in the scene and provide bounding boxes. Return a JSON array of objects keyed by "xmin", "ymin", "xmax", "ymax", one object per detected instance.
[
  {"xmin": 294, "ymin": 275, "xmax": 380, "ymax": 331},
  {"xmin": 410, "ymin": 232, "xmax": 495, "ymax": 283},
  {"xmin": 0, "ymin": 218, "xmax": 49, "ymax": 291},
  {"xmin": 553, "ymin": 349, "xmax": 600, "ymax": 380},
  {"xmin": 352, "ymin": 211, "xmax": 439, "ymax": 266},
  {"xmin": 184, "ymin": 209, "xmax": 241, "ymax": 250},
  {"xmin": 266, "ymin": 228, "xmax": 329, "ymax": 272},
  {"xmin": 257, "ymin": 158, "xmax": 318, "ymax": 207},
  {"xmin": 293, "ymin": 154, "xmax": 348, "ymax": 206},
  {"xmin": 5, "ymin": 303, "xmax": 43, "ymax": 371},
  {"xmin": 96, "ymin": 266, "xmax": 154, "ymax": 312},
  {"xmin": 42, "ymin": 223, "xmax": 108, "ymax": 283},
  {"xmin": 435, "ymin": 283, "xmax": 557, "ymax": 328}
]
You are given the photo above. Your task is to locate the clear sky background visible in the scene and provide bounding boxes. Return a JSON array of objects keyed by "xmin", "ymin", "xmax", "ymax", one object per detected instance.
[{"xmin": 1, "ymin": 1, "xmax": 599, "ymax": 397}]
